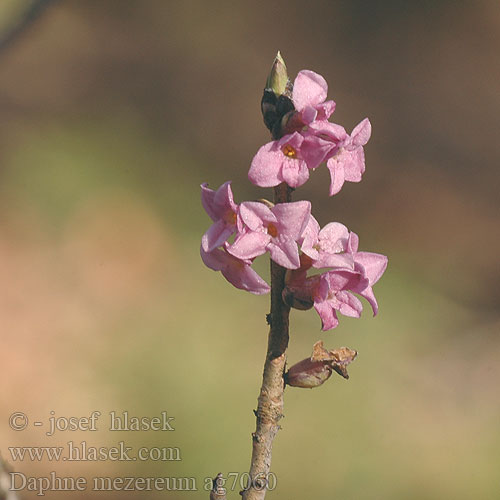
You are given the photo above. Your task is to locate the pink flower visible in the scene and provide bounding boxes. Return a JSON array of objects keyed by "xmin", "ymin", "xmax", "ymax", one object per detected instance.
[
  {"xmin": 346, "ymin": 231, "xmax": 388, "ymax": 315},
  {"xmin": 313, "ymin": 269, "xmax": 368, "ymax": 331},
  {"xmin": 227, "ymin": 200, "xmax": 311, "ymax": 269},
  {"xmin": 248, "ymin": 131, "xmax": 332, "ymax": 189},
  {"xmin": 200, "ymin": 242, "xmax": 269, "ymax": 295},
  {"xmin": 283, "ymin": 227, "xmax": 387, "ymax": 330},
  {"xmin": 325, "ymin": 118, "xmax": 372, "ymax": 196},
  {"xmin": 201, "ymin": 181, "xmax": 238, "ymax": 252},
  {"xmin": 300, "ymin": 215, "xmax": 354, "ymax": 269},
  {"xmin": 292, "ymin": 70, "xmax": 336, "ymax": 125}
]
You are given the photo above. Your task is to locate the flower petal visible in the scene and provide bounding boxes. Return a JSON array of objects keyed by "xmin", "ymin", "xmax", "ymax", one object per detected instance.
[
  {"xmin": 314, "ymin": 300, "xmax": 339, "ymax": 331},
  {"xmin": 227, "ymin": 230, "xmax": 270, "ymax": 260},
  {"xmin": 202, "ymin": 220, "xmax": 235, "ymax": 252},
  {"xmin": 268, "ymin": 237, "xmax": 301, "ymax": 269},
  {"xmin": 200, "ymin": 244, "xmax": 225, "ymax": 271},
  {"xmin": 342, "ymin": 148, "xmax": 365, "ymax": 182},
  {"xmin": 272, "ymin": 201, "xmax": 311, "ymax": 241},
  {"xmin": 327, "ymin": 157, "xmax": 345, "ymax": 196},
  {"xmin": 280, "ymin": 157, "xmax": 310, "ymax": 188},
  {"xmin": 319, "ymin": 222, "xmax": 349, "ymax": 253},
  {"xmin": 239, "ymin": 201, "xmax": 276, "ymax": 231},
  {"xmin": 355, "ymin": 252, "xmax": 388, "ymax": 285},
  {"xmin": 222, "ymin": 260, "xmax": 270, "ymax": 295},
  {"xmin": 300, "ymin": 214, "xmax": 321, "ymax": 258},
  {"xmin": 356, "ymin": 285, "xmax": 379, "ymax": 316},
  {"xmin": 214, "ymin": 180, "xmax": 237, "ymax": 213},
  {"xmin": 248, "ymin": 142, "xmax": 283, "ymax": 187},
  {"xmin": 347, "ymin": 232, "xmax": 359, "ymax": 254},
  {"xmin": 301, "ymin": 134, "xmax": 336, "ymax": 169},
  {"xmin": 337, "ymin": 291, "xmax": 363, "ymax": 318},
  {"xmin": 316, "ymin": 100, "xmax": 336, "ymax": 121},
  {"xmin": 351, "ymin": 118, "xmax": 371, "ymax": 147},
  {"xmin": 292, "ymin": 70, "xmax": 328, "ymax": 111},
  {"xmin": 201, "ymin": 183, "xmax": 217, "ymax": 221},
  {"xmin": 313, "ymin": 253, "xmax": 354, "ymax": 270}
]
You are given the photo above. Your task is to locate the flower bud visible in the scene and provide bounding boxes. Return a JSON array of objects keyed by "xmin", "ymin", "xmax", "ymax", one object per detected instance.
[
  {"xmin": 265, "ymin": 51, "xmax": 289, "ymax": 96},
  {"xmin": 285, "ymin": 341, "xmax": 358, "ymax": 389},
  {"xmin": 285, "ymin": 357, "xmax": 333, "ymax": 388}
]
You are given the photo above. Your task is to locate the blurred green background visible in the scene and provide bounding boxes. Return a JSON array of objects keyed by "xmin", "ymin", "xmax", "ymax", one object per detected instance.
[{"xmin": 1, "ymin": 1, "xmax": 499, "ymax": 499}]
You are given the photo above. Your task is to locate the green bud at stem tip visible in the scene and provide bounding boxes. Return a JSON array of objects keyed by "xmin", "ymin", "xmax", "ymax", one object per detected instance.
[{"xmin": 265, "ymin": 51, "xmax": 289, "ymax": 96}]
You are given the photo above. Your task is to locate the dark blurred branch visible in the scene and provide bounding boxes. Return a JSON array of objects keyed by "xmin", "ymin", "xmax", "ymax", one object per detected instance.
[
  {"xmin": 0, "ymin": 0, "xmax": 57, "ymax": 56},
  {"xmin": 0, "ymin": 455, "xmax": 19, "ymax": 500}
]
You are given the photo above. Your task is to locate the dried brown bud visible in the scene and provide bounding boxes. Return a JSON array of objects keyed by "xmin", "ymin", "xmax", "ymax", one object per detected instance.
[{"xmin": 285, "ymin": 341, "xmax": 358, "ymax": 388}]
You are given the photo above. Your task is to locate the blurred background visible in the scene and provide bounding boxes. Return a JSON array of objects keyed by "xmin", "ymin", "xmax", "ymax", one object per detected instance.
[{"xmin": 0, "ymin": 0, "xmax": 499, "ymax": 498}]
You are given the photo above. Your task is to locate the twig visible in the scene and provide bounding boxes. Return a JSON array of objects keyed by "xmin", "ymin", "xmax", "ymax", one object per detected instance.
[
  {"xmin": 210, "ymin": 473, "xmax": 227, "ymax": 500},
  {"xmin": 0, "ymin": 0, "xmax": 57, "ymax": 56},
  {"xmin": 241, "ymin": 182, "xmax": 292, "ymax": 500},
  {"xmin": 0, "ymin": 455, "xmax": 19, "ymax": 500}
]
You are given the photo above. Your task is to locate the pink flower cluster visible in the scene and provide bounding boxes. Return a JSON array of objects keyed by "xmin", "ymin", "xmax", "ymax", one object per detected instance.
[
  {"xmin": 200, "ymin": 65, "xmax": 387, "ymax": 331},
  {"xmin": 200, "ymin": 181, "xmax": 387, "ymax": 331},
  {"xmin": 249, "ymin": 70, "xmax": 371, "ymax": 196}
]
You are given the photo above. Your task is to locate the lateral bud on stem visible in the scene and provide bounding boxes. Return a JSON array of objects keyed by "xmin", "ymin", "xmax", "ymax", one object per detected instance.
[
  {"xmin": 285, "ymin": 341, "xmax": 358, "ymax": 388},
  {"xmin": 210, "ymin": 473, "xmax": 226, "ymax": 500}
]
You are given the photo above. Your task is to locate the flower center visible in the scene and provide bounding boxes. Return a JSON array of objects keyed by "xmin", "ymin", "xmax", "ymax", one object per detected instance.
[
  {"xmin": 267, "ymin": 223, "xmax": 279, "ymax": 238},
  {"xmin": 281, "ymin": 144, "xmax": 297, "ymax": 158},
  {"xmin": 223, "ymin": 211, "xmax": 237, "ymax": 225}
]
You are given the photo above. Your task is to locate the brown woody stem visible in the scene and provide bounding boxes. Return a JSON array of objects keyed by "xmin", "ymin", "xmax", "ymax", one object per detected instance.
[{"xmin": 241, "ymin": 182, "xmax": 292, "ymax": 500}]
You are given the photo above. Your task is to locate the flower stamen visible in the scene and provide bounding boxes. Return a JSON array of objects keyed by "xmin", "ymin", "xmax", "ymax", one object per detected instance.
[
  {"xmin": 281, "ymin": 144, "xmax": 297, "ymax": 158},
  {"xmin": 267, "ymin": 223, "xmax": 279, "ymax": 238}
]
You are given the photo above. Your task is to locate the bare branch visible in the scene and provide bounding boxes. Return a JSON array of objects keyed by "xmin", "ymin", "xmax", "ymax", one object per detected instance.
[
  {"xmin": 210, "ymin": 473, "xmax": 226, "ymax": 500},
  {"xmin": 0, "ymin": 0, "xmax": 58, "ymax": 56},
  {"xmin": 241, "ymin": 183, "xmax": 291, "ymax": 500}
]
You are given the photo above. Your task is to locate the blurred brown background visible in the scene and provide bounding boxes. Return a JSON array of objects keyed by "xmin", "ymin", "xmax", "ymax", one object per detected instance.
[{"xmin": 0, "ymin": 1, "xmax": 499, "ymax": 498}]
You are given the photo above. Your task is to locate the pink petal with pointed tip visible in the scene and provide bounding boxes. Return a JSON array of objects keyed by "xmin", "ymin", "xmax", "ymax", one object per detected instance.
[
  {"xmin": 314, "ymin": 300, "xmax": 339, "ymax": 331},
  {"xmin": 351, "ymin": 118, "xmax": 371, "ymax": 147},
  {"xmin": 214, "ymin": 181, "xmax": 237, "ymax": 213},
  {"xmin": 347, "ymin": 232, "xmax": 359, "ymax": 254},
  {"xmin": 355, "ymin": 252, "xmax": 388, "ymax": 285},
  {"xmin": 300, "ymin": 215, "xmax": 321, "ymax": 258},
  {"xmin": 201, "ymin": 183, "xmax": 217, "ymax": 221},
  {"xmin": 227, "ymin": 231, "xmax": 270, "ymax": 260},
  {"xmin": 357, "ymin": 286, "xmax": 379, "ymax": 316},
  {"xmin": 327, "ymin": 158, "xmax": 345, "ymax": 196}
]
